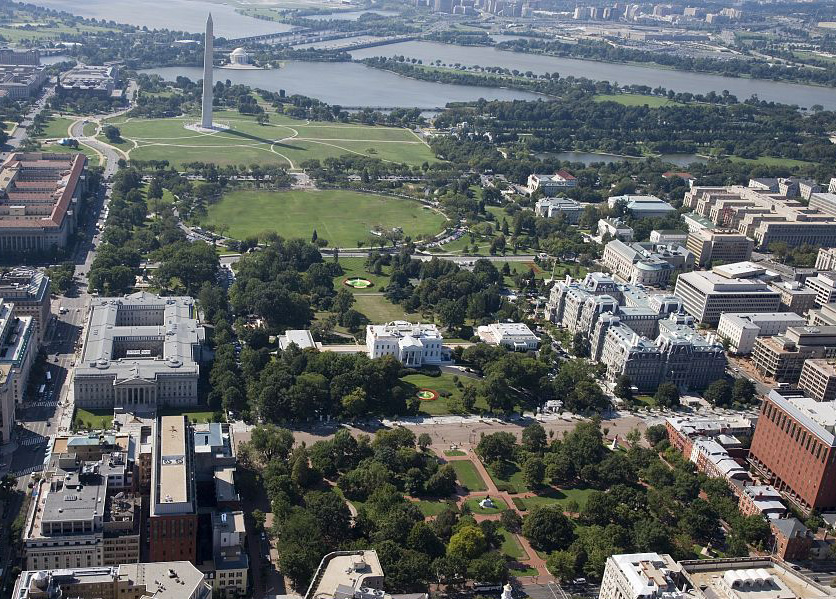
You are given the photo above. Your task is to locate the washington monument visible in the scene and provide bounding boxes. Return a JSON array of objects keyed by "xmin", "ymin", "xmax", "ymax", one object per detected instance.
[{"xmin": 201, "ymin": 13, "xmax": 214, "ymax": 129}]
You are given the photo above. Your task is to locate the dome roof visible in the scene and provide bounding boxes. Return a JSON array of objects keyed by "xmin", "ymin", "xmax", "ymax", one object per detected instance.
[{"xmin": 230, "ymin": 47, "xmax": 247, "ymax": 56}]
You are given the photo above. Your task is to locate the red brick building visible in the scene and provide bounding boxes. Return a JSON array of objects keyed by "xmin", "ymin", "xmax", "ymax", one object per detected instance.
[
  {"xmin": 749, "ymin": 390, "xmax": 836, "ymax": 514},
  {"xmin": 149, "ymin": 415, "xmax": 197, "ymax": 562},
  {"xmin": 770, "ymin": 518, "xmax": 812, "ymax": 561}
]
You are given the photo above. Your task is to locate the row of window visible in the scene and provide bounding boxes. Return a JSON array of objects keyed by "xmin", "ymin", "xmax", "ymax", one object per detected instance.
[{"xmin": 762, "ymin": 402, "xmax": 829, "ymax": 463}]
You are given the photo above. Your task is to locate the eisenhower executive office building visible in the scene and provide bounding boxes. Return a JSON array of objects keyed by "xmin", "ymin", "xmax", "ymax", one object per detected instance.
[{"xmin": 73, "ymin": 292, "xmax": 206, "ymax": 409}]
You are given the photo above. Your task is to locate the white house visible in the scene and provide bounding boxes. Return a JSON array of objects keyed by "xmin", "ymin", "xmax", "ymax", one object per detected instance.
[
  {"xmin": 477, "ymin": 322, "xmax": 540, "ymax": 351},
  {"xmin": 366, "ymin": 321, "xmax": 446, "ymax": 366}
]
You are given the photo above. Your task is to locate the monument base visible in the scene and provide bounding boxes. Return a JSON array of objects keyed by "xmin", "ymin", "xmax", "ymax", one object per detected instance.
[{"xmin": 185, "ymin": 122, "xmax": 230, "ymax": 133}]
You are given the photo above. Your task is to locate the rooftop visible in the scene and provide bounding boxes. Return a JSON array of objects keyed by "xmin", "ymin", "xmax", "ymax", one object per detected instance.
[{"xmin": 308, "ymin": 551, "xmax": 385, "ymax": 599}]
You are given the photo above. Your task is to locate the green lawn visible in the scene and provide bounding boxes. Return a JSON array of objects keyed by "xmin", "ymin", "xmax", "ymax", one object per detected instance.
[
  {"xmin": 499, "ymin": 528, "xmax": 525, "ymax": 559},
  {"xmin": 353, "ymin": 294, "xmax": 421, "ymax": 324},
  {"xmin": 158, "ymin": 407, "xmax": 218, "ymax": 423},
  {"xmin": 332, "ymin": 257, "xmax": 392, "ymax": 293},
  {"xmin": 594, "ymin": 93, "xmax": 678, "ymax": 107},
  {"xmin": 101, "ymin": 111, "xmax": 437, "ymax": 168},
  {"xmin": 464, "ymin": 497, "xmax": 508, "ymax": 514},
  {"xmin": 82, "ymin": 122, "xmax": 98, "ymax": 137},
  {"xmin": 0, "ymin": 22, "xmax": 116, "ymax": 42},
  {"xmin": 415, "ymin": 499, "xmax": 457, "ymax": 516},
  {"xmin": 202, "ymin": 189, "xmax": 446, "ymax": 247},
  {"xmin": 486, "ymin": 462, "xmax": 530, "ymax": 494},
  {"xmin": 444, "ymin": 449, "xmax": 466, "ymax": 457},
  {"xmin": 400, "ymin": 372, "xmax": 487, "ymax": 415},
  {"xmin": 44, "ymin": 141, "xmax": 101, "ymax": 167},
  {"xmin": 509, "ymin": 565, "xmax": 539, "ymax": 577},
  {"xmin": 450, "ymin": 460, "xmax": 487, "ymax": 492},
  {"xmin": 35, "ymin": 114, "xmax": 74, "ymax": 139},
  {"xmin": 74, "ymin": 408, "xmax": 113, "ymax": 430},
  {"xmin": 511, "ymin": 487, "xmax": 595, "ymax": 512}
]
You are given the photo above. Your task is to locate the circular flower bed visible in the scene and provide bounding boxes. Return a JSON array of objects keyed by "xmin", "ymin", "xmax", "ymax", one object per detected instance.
[
  {"xmin": 343, "ymin": 277, "xmax": 373, "ymax": 289},
  {"xmin": 416, "ymin": 389, "xmax": 440, "ymax": 401}
]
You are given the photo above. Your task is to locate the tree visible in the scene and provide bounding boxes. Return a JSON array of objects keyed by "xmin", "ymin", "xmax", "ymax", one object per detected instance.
[
  {"xmin": 522, "ymin": 505, "xmax": 574, "ymax": 552},
  {"xmin": 522, "ymin": 456, "xmax": 545, "ymax": 488},
  {"xmin": 500, "ymin": 509, "xmax": 522, "ymax": 533},
  {"xmin": 654, "ymin": 382, "xmax": 680, "ymax": 408},
  {"xmin": 571, "ymin": 332, "xmax": 589, "ymax": 358},
  {"xmin": 447, "ymin": 525, "xmax": 487, "ymax": 560},
  {"xmin": 418, "ymin": 433, "xmax": 432, "ymax": 451},
  {"xmin": 521, "ymin": 423, "xmax": 547, "ymax": 453},
  {"xmin": 614, "ymin": 375, "xmax": 634, "ymax": 402},
  {"xmin": 476, "ymin": 432, "xmax": 516, "ymax": 463},
  {"xmin": 644, "ymin": 424, "xmax": 668, "ymax": 448},
  {"xmin": 704, "ymin": 379, "xmax": 732, "ymax": 407},
  {"xmin": 437, "ymin": 298, "xmax": 465, "ymax": 331},
  {"xmin": 546, "ymin": 550, "xmax": 577, "ymax": 582},
  {"xmin": 424, "ymin": 465, "xmax": 456, "ymax": 497},
  {"xmin": 341, "ymin": 387, "xmax": 368, "ymax": 418},
  {"xmin": 250, "ymin": 424, "xmax": 294, "ymax": 462},
  {"xmin": 732, "ymin": 378, "xmax": 756, "ymax": 404},
  {"xmin": 104, "ymin": 124, "xmax": 122, "ymax": 143}
]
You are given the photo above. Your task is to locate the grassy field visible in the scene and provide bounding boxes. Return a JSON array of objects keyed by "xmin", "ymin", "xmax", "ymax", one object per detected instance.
[
  {"xmin": 594, "ymin": 93, "xmax": 677, "ymax": 107},
  {"xmin": 202, "ymin": 189, "xmax": 445, "ymax": 247},
  {"xmin": 82, "ymin": 122, "xmax": 98, "ymax": 137},
  {"xmin": 487, "ymin": 463, "xmax": 530, "ymax": 494},
  {"xmin": 0, "ymin": 22, "xmax": 115, "ymax": 42},
  {"xmin": 44, "ymin": 141, "xmax": 101, "ymax": 167},
  {"xmin": 414, "ymin": 499, "xmax": 457, "ymax": 516},
  {"xmin": 353, "ymin": 294, "xmax": 421, "ymax": 324},
  {"xmin": 499, "ymin": 528, "xmax": 525, "ymax": 559},
  {"xmin": 35, "ymin": 114, "xmax": 74, "ymax": 139},
  {"xmin": 450, "ymin": 460, "xmax": 487, "ymax": 492},
  {"xmin": 511, "ymin": 487, "xmax": 595, "ymax": 512},
  {"xmin": 158, "ymin": 407, "xmax": 217, "ymax": 423},
  {"xmin": 444, "ymin": 449, "xmax": 466, "ymax": 457},
  {"xmin": 332, "ymin": 257, "xmax": 392, "ymax": 293},
  {"xmin": 464, "ymin": 497, "xmax": 508, "ymax": 514},
  {"xmin": 74, "ymin": 408, "xmax": 113, "ymax": 430},
  {"xmin": 101, "ymin": 111, "xmax": 437, "ymax": 168},
  {"xmin": 400, "ymin": 372, "xmax": 487, "ymax": 415}
]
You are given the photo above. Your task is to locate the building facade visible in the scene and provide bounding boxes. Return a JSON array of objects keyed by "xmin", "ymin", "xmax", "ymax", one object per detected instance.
[
  {"xmin": 476, "ymin": 322, "xmax": 539, "ymax": 350},
  {"xmin": 0, "ymin": 268, "xmax": 50, "ymax": 345},
  {"xmin": 602, "ymin": 239, "xmax": 693, "ymax": 287},
  {"xmin": 674, "ymin": 270, "xmax": 781, "ymax": 326},
  {"xmin": 73, "ymin": 292, "xmax": 205, "ymax": 409},
  {"xmin": 0, "ymin": 152, "xmax": 87, "ymax": 254},
  {"xmin": 534, "ymin": 197, "xmax": 582, "ymax": 223},
  {"xmin": 527, "ymin": 170, "xmax": 576, "ymax": 196},
  {"xmin": 716, "ymin": 312, "xmax": 806, "ymax": 354},
  {"xmin": 685, "ymin": 229, "xmax": 753, "ymax": 268},
  {"xmin": 366, "ymin": 321, "xmax": 446, "ymax": 366},
  {"xmin": 0, "ymin": 300, "xmax": 33, "ymax": 442},
  {"xmin": 749, "ymin": 389, "xmax": 836, "ymax": 514},
  {"xmin": 752, "ymin": 326, "xmax": 836, "ymax": 383},
  {"xmin": 797, "ymin": 359, "xmax": 836, "ymax": 403}
]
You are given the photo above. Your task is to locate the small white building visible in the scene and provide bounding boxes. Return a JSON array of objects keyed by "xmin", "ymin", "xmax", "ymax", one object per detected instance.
[
  {"xmin": 598, "ymin": 218, "xmax": 634, "ymax": 241},
  {"xmin": 717, "ymin": 312, "xmax": 806, "ymax": 354},
  {"xmin": 229, "ymin": 47, "xmax": 250, "ymax": 65},
  {"xmin": 649, "ymin": 229, "xmax": 687, "ymax": 245},
  {"xmin": 477, "ymin": 322, "xmax": 540, "ymax": 351},
  {"xmin": 534, "ymin": 197, "xmax": 582, "ymax": 223},
  {"xmin": 366, "ymin": 321, "xmax": 445, "ymax": 366},
  {"xmin": 278, "ymin": 329, "xmax": 316, "ymax": 350}
]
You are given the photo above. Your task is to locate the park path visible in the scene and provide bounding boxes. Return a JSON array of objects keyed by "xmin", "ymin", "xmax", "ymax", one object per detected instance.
[{"xmin": 434, "ymin": 444, "xmax": 551, "ymax": 580}]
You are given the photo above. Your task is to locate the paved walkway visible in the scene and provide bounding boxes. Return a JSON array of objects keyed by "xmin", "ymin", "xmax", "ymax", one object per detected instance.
[{"xmin": 437, "ymin": 445, "xmax": 551, "ymax": 581}]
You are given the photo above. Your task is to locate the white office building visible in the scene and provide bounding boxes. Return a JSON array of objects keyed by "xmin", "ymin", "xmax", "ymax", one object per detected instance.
[
  {"xmin": 803, "ymin": 272, "xmax": 836, "ymax": 308},
  {"xmin": 477, "ymin": 322, "xmax": 539, "ymax": 350},
  {"xmin": 717, "ymin": 312, "xmax": 807, "ymax": 354},
  {"xmin": 366, "ymin": 321, "xmax": 446, "ymax": 366},
  {"xmin": 534, "ymin": 197, "xmax": 582, "ymax": 223},
  {"xmin": 674, "ymin": 269, "xmax": 781, "ymax": 325}
]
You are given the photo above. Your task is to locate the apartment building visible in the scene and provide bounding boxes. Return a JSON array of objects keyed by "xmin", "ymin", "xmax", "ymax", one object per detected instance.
[
  {"xmin": 665, "ymin": 415, "xmax": 753, "ymax": 457},
  {"xmin": 534, "ymin": 197, "xmax": 582, "ymax": 223},
  {"xmin": 689, "ymin": 439, "xmax": 748, "ymax": 482},
  {"xmin": 674, "ymin": 269, "xmax": 781, "ymax": 326},
  {"xmin": 206, "ymin": 511, "xmax": 248, "ymax": 598},
  {"xmin": 685, "ymin": 228, "xmax": 753, "ymax": 267},
  {"xmin": 366, "ymin": 320, "xmax": 446, "ymax": 366},
  {"xmin": 0, "ymin": 268, "xmax": 50, "ymax": 345},
  {"xmin": 717, "ymin": 312, "xmax": 806, "ymax": 354},
  {"xmin": 749, "ymin": 389, "xmax": 836, "ymax": 513},
  {"xmin": 0, "ymin": 152, "xmax": 87, "ymax": 254},
  {"xmin": 0, "ymin": 300, "xmax": 33, "ymax": 442},
  {"xmin": 601, "ymin": 239, "xmax": 694, "ymax": 287},
  {"xmin": 752, "ymin": 326, "xmax": 836, "ymax": 383},
  {"xmin": 738, "ymin": 485, "xmax": 786, "ymax": 519},
  {"xmin": 73, "ymin": 292, "xmax": 206, "ymax": 409},
  {"xmin": 797, "ymin": 359, "xmax": 836, "ymax": 403}
]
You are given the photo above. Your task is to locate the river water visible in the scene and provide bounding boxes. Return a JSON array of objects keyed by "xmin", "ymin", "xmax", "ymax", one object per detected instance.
[
  {"xmin": 33, "ymin": 0, "xmax": 836, "ymax": 109},
  {"xmin": 350, "ymin": 40, "xmax": 836, "ymax": 109},
  {"xmin": 141, "ymin": 64, "xmax": 542, "ymax": 107},
  {"xmin": 30, "ymin": 0, "xmax": 293, "ymax": 37}
]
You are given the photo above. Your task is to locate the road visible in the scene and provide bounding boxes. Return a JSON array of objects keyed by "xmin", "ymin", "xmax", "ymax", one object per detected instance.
[{"xmin": 0, "ymin": 83, "xmax": 132, "ymax": 591}]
